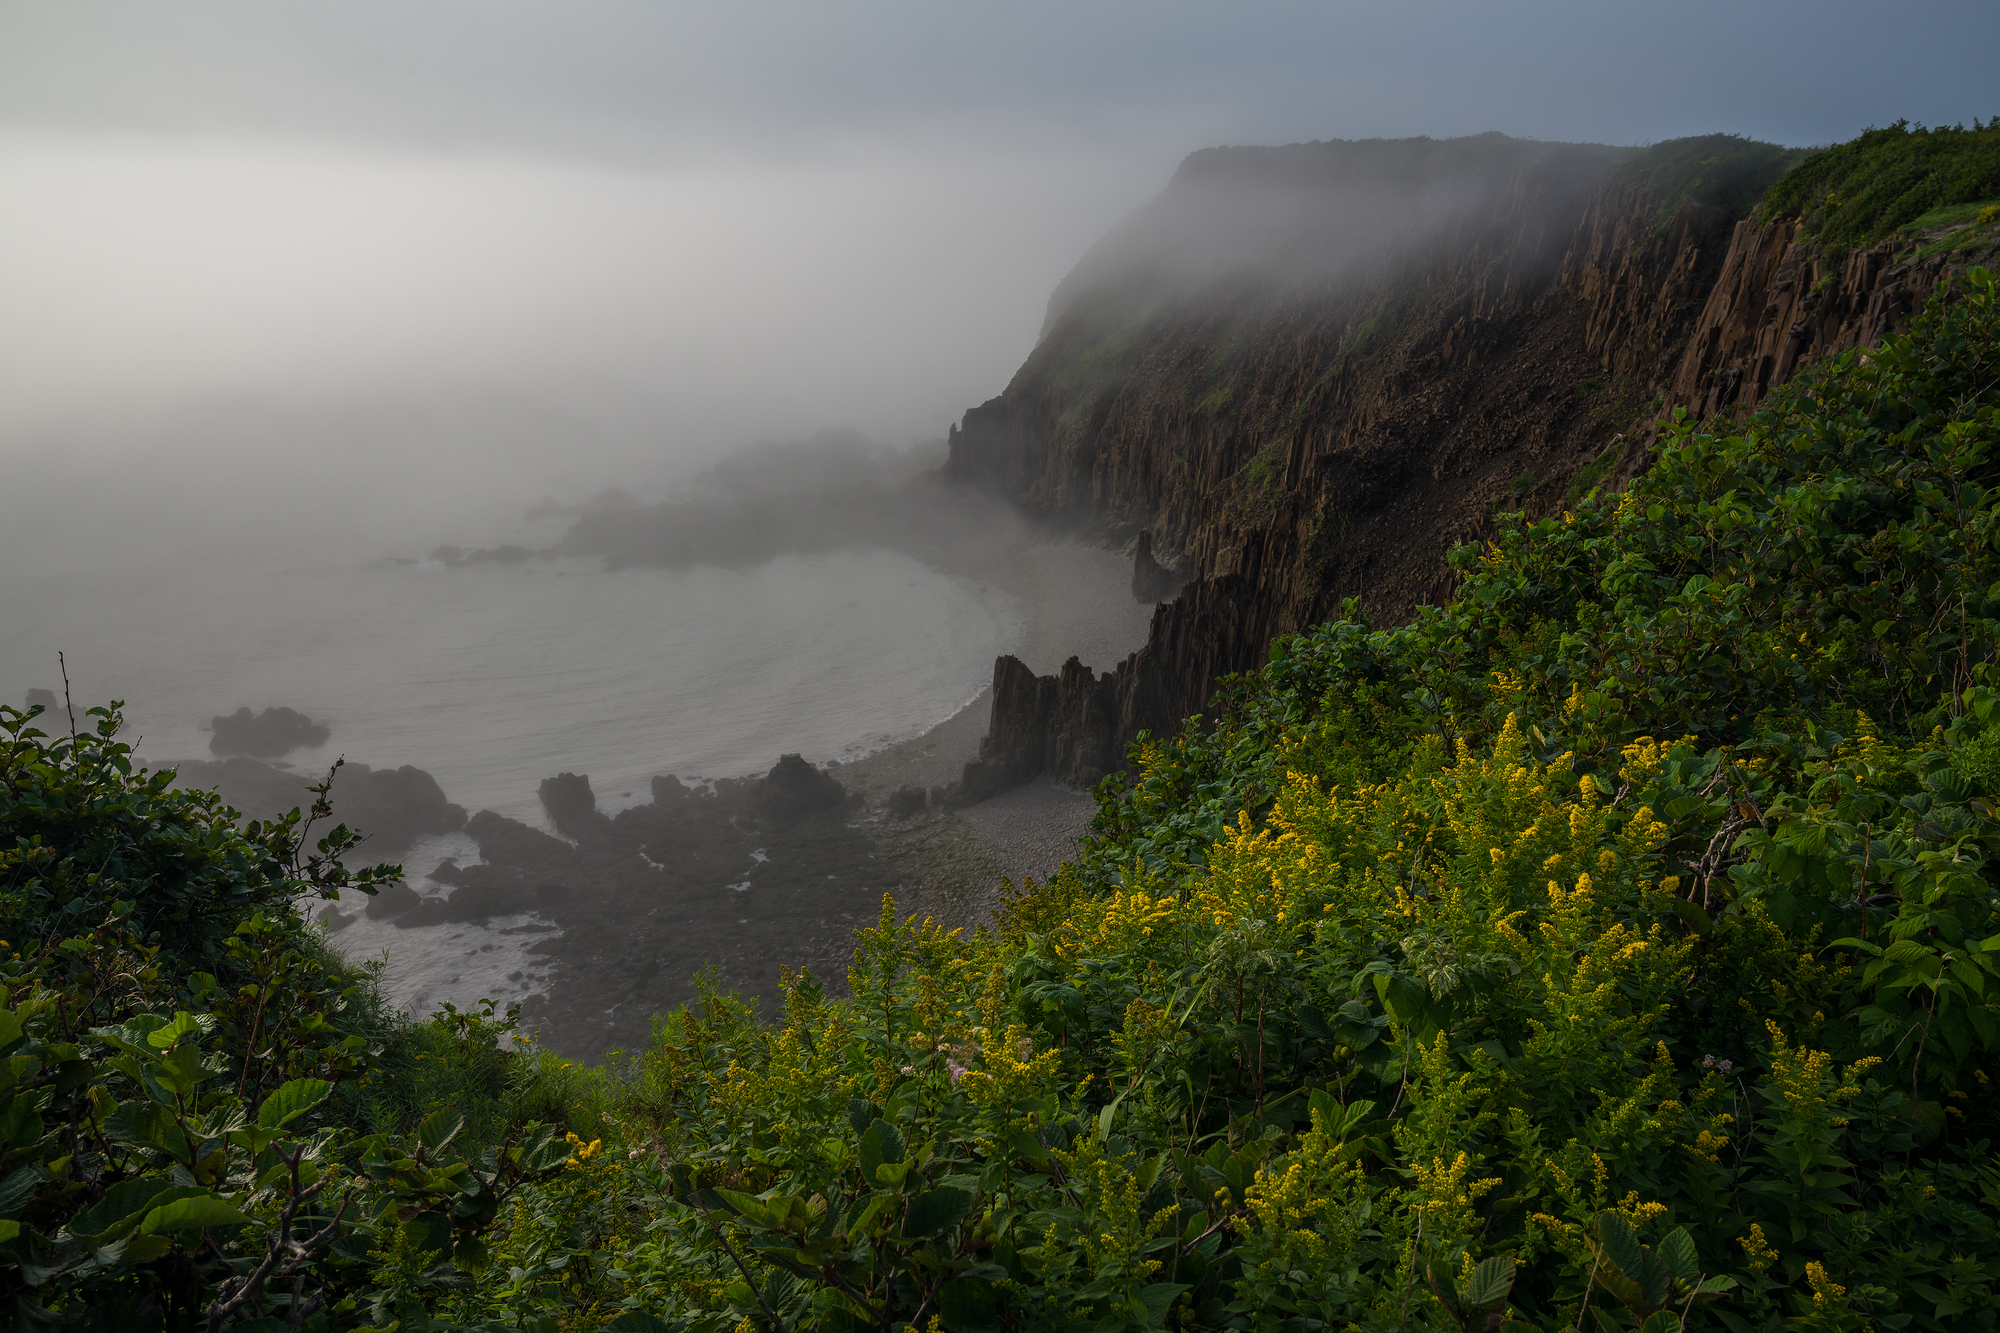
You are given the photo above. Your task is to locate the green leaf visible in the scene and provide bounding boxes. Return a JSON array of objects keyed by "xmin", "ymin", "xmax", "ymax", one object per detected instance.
[
  {"xmin": 902, "ymin": 1186, "xmax": 972, "ymax": 1239},
  {"xmin": 416, "ymin": 1107, "xmax": 466, "ymax": 1158},
  {"xmin": 70, "ymin": 1180, "xmax": 200, "ymax": 1244},
  {"xmin": 1597, "ymin": 1211, "xmax": 1646, "ymax": 1283},
  {"xmin": 714, "ymin": 1188, "xmax": 791, "ymax": 1232},
  {"xmin": 140, "ymin": 1193, "xmax": 252, "ymax": 1234},
  {"xmin": 256, "ymin": 1077, "xmax": 333, "ymax": 1130},
  {"xmin": 145, "ymin": 1012, "xmax": 209, "ymax": 1049},
  {"xmin": 1465, "ymin": 1256, "xmax": 1516, "ymax": 1311},
  {"xmin": 858, "ymin": 1118, "xmax": 905, "ymax": 1185},
  {"xmin": 0, "ymin": 1165, "xmax": 40, "ymax": 1220},
  {"xmin": 1658, "ymin": 1226, "xmax": 1698, "ymax": 1284}
]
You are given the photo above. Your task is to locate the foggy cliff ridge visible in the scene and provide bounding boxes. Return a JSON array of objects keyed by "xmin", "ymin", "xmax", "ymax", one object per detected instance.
[{"xmin": 943, "ymin": 130, "xmax": 2000, "ymax": 797}]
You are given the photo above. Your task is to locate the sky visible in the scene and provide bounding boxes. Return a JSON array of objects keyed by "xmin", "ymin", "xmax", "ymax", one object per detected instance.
[{"xmin": 1, "ymin": 0, "xmax": 1995, "ymax": 497}]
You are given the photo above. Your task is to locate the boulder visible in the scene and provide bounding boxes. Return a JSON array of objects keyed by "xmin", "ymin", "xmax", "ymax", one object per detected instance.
[
  {"xmin": 363, "ymin": 880, "xmax": 423, "ymax": 920},
  {"xmin": 886, "ymin": 784, "xmax": 928, "ymax": 818},
  {"xmin": 755, "ymin": 753, "xmax": 846, "ymax": 823},
  {"xmin": 209, "ymin": 706, "xmax": 330, "ymax": 758}
]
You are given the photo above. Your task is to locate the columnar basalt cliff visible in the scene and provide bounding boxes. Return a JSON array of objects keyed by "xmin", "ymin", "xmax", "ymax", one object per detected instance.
[
  {"xmin": 947, "ymin": 132, "xmax": 1995, "ymax": 793},
  {"xmin": 1670, "ymin": 217, "xmax": 1999, "ymax": 418}
]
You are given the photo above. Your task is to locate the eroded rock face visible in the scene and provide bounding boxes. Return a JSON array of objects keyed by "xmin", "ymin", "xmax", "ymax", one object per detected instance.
[
  {"xmin": 1667, "ymin": 221, "xmax": 2000, "ymax": 420},
  {"xmin": 756, "ymin": 754, "xmax": 848, "ymax": 824},
  {"xmin": 943, "ymin": 140, "xmax": 1984, "ymax": 800},
  {"xmin": 1132, "ymin": 531, "xmax": 1181, "ymax": 603},
  {"xmin": 209, "ymin": 706, "xmax": 330, "ymax": 758},
  {"xmin": 538, "ymin": 772, "xmax": 602, "ymax": 837}
]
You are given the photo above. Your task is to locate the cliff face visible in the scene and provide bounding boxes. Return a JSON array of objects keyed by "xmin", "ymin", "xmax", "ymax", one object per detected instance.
[
  {"xmin": 1670, "ymin": 219, "xmax": 1999, "ymax": 418},
  {"xmin": 947, "ymin": 134, "xmax": 1988, "ymax": 794}
]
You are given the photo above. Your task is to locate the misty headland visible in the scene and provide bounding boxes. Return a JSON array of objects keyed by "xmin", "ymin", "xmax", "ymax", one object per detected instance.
[{"xmin": 12, "ymin": 124, "xmax": 1997, "ymax": 1060}]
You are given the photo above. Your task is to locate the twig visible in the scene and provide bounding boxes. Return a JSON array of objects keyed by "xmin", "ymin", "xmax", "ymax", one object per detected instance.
[
  {"xmin": 699, "ymin": 1205, "xmax": 788, "ymax": 1333},
  {"xmin": 58, "ymin": 651, "xmax": 78, "ymax": 744},
  {"xmin": 1572, "ymin": 1246, "xmax": 1601, "ymax": 1333}
]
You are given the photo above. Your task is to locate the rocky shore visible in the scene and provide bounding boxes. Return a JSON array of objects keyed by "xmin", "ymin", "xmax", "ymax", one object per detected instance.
[{"xmin": 314, "ymin": 541, "xmax": 1155, "ymax": 1058}]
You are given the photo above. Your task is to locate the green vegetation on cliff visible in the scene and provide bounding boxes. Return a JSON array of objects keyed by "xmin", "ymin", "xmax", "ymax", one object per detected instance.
[
  {"xmin": 1611, "ymin": 134, "xmax": 1801, "ymax": 230},
  {"xmin": 1759, "ymin": 120, "xmax": 2000, "ymax": 247},
  {"xmin": 4, "ymin": 271, "xmax": 1998, "ymax": 1330}
]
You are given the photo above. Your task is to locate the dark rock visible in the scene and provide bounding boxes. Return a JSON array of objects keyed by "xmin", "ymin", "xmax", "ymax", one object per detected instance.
[
  {"xmin": 209, "ymin": 706, "xmax": 330, "ymax": 758},
  {"xmin": 539, "ymin": 772, "xmax": 602, "ymax": 836},
  {"xmin": 1132, "ymin": 531, "xmax": 1182, "ymax": 602},
  {"xmin": 466, "ymin": 810, "xmax": 576, "ymax": 871},
  {"xmin": 393, "ymin": 872, "xmax": 563, "ymax": 927},
  {"xmin": 363, "ymin": 880, "xmax": 423, "ymax": 920},
  {"xmin": 754, "ymin": 754, "xmax": 846, "ymax": 824},
  {"xmin": 886, "ymin": 784, "xmax": 928, "ymax": 818},
  {"xmin": 168, "ymin": 757, "xmax": 465, "ymax": 856}
]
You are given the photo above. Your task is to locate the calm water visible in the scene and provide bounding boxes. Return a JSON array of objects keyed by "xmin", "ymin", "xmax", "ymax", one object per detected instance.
[{"xmin": 7, "ymin": 536, "xmax": 1018, "ymax": 820}]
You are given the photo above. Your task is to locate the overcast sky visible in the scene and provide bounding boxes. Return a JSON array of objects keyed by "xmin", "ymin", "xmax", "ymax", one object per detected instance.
[{"xmin": 2, "ymin": 1, "xmax": 1994, "ymax": 493}]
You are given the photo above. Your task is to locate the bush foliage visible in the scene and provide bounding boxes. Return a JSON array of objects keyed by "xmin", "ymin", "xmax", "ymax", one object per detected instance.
[
  {"xmin": 1758, "ymin": 120, "xmax": 2000, "ymax": 248},
  {"xmin": 4, "ymin": 272, "xmax": 1997, "ymax": 1331}
]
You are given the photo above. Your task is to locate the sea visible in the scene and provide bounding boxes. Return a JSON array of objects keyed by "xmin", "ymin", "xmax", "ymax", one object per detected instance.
[{"xmin": 1, "ymin": 449, "xmax": 1023, "ymax": 1019}]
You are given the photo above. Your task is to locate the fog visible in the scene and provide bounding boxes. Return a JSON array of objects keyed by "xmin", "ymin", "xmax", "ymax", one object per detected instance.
[{"xmin": 0, "ymin": 129, "xmax": 1165, "ymax": 495}]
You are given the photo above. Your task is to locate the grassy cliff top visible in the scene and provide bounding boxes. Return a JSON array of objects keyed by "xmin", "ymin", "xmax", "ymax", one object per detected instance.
[
  {"xmin": 1609, "ymin": 133, "xmax": 1801, "ymax": 229},
  {"xmin": 1759, "ymin": 118, "xmax": 2000, "ymax": 247}
]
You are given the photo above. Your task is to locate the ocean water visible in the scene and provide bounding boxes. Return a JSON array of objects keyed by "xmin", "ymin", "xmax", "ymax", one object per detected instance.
[
  {"xmin": 10, "ymin": 545, "xmax": 1018, "ymax": 820},
  {"xmin": 3, "ymin": 474, "xmax": 1023, "ymax": 1016}
]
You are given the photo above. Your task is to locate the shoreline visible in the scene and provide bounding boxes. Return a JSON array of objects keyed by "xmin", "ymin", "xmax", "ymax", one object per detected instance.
[
  {"xmin": 315, "ymin": 538, "xmax": 1155, "ymax": 1056},
  {"xmin": 831, "ymin": 541, "xmax": 1153, "ymax": 925}
]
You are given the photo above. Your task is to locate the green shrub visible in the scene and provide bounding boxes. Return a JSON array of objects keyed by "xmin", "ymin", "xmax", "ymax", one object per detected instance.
[{"xmin": 1759, "ymin": 120, "xmax": 2000, "ymax": 247}]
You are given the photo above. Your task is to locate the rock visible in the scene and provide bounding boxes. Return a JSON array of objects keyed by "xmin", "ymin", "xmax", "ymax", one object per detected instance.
[
  {"xmin": 209, "ymin": 706, "xmax": 330, "ymax": 758},
  {"xmin": 754, "ymin": 754, "xmax": 846, "ymax": 823},
  {"xmin": 1132, "ymin": 531, "xmax": 1182, "ymax": 602},
  {"xmin": 466, "ymin": 810, "xmax": 576, "ymax": 871},
  {"xmin": 363, "ymin": 880, "xmax": 423, "ymax": 920},
  {"xmin": 170, "ymin": 755, "xmax": 465, "ymax": 857},
  {"xmin": 886, "ymin": 784, "xmax": 928, "ymax": 818},
  {"xmin": 539, "ymin": 772, "xmax": 601, "ymax": 836}
]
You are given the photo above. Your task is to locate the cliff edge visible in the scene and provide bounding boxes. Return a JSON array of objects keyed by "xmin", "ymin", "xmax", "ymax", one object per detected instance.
[{"xmin": 947, "ymin": 127, "xmax": 2000, "ymax": 796}]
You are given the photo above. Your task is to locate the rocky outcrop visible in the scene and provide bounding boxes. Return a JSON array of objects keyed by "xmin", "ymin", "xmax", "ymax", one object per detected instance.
[
  {"xmin": 1668, "ymin": 221, "xmax": 2000, "ymax": 418},
  {"xmin": 168, "ymin": 756, "xmax": 465, "ymax": 856},
  {"xmin": 539, "ymin": 772, "xmax": 602, "ymax": 836},
  {"xmin": 209, "ymin": 706, "xmax": 330, "ymax": 758},
  {"xmin": 755, "ymin": 753, "xmax": 848, "ymax": 823}
]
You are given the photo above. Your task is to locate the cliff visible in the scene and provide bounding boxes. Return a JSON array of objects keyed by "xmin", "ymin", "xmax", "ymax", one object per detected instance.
[
  {"xmin": 1669, "ymin": 216, "xmax": 1999, "ymax": 418},
  {"xmin": 946, "ymin": 130, "xmax": 1996, "ymax": 794}
]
